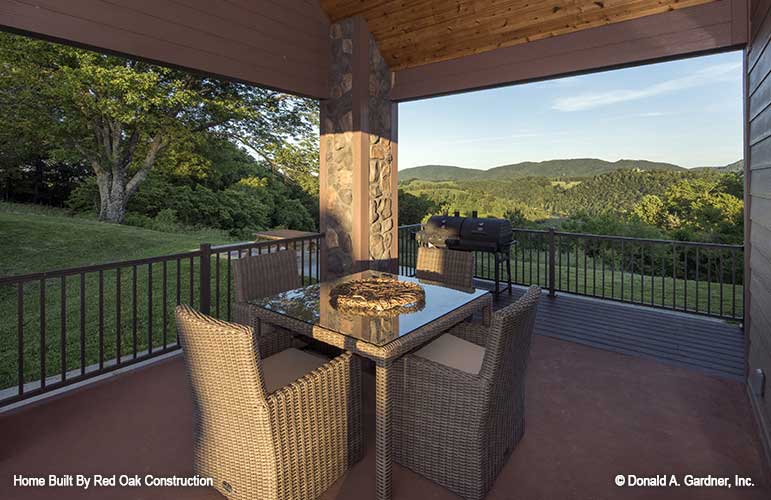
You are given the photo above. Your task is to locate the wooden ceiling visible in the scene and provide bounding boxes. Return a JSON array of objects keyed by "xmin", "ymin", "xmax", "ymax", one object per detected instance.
[{"xmin": 319, "ymin": 0, "xmax": 720, "ymax": 70}]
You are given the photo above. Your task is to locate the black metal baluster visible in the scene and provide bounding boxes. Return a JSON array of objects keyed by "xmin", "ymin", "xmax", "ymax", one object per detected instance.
[
  {"xmin": 671, "ymin": 243, "xmax": 677, "ymax": 311},
  {"xmin": 18, "ymin": 283, "xmax": 24, "ymax": 394},
  {"xmin": 602, "ymin": 242, "xmax": 606, "ymax": 298},
  {"xmin": 593, "ymin": 240, "xmax": 597, "ymax": 296},
  {"xmin": 640, "ymin": 244, "xmax": 644, "ymax": 303},
  {"xmin": 558, "ymin": 236, "xmax": 562, "ymax": 291},
  {"xmin": 227, "ymin": 252, "xmax": 232, "ymax": 320},
  {"xmin": 620, "ymin": 240, "xmax": 625, "ymax": 301},
  {"xmin": 719, "ymin": 253, "xmax": 724, "ymax": 317},
  {"xmin": 661, "ymin": 250, "xmax": 665, "ymax": 307},
  {"xmin": 176, "ymin": 258, "xmax": 181, "ymax": 305},
  {"xmin": 707, "ymin": 253, "xmax": 712, "ymax": 316},
  {"xmin": 39, "ymin": 278, "xmax": 47, "ymax": 389},
  {"xmin": 132, "ymin": 265, "xmax": 138, "ymax": 359},
  {"xmin": 695, "ymin": 248, "xmax": 700, "ymax": 313},
  {"xmin": 611, "ymin": 241, "xmax": 615, "ymax": 299},
  {"xmin": 301, "ymin": 240, "xmax": 306, "ymax": 283},
  {"xmin": 630, "ymin": 253, "xmax": 635, "ymax": 303},
  {"xmin": 565, "ymin": 237, "xmax": 570, "ymax": 292},
  {"xmin": 189, "ymin": 257, "xmax": 195, "ymax": 307},
  {"xmin": 683, "ymin": 248, "xmax": 688, "ymax": 312},
  {"xmin": 215, "ymin": 253, "xmax": 221, "ymax": 317},
  {"xmin": 575, "ymin": 239, "xmax": 579, "ymax": 293},
  {"xmin": 732, "ymin": 248, "xmax": 737, "ymax": 319},
  {"xmin": 536, "ymin": 236, "xmax": 541, "ymax": 285},
  {"xmin": 163, "ymin": 260, "xmax": 168, "ymax": 349},
  {"xmin": 80, "ymin": 273, "xmax": 85, "ymax": 376},
  {"xmin": 98, "ymin": 270, "xmax": 104, "ymax": 370},
  {"xmin": 116, "ymin": 268, "xmax": 121, "ymax": 365},
  {"xmin": 60, "ymin": 276, "xmax": 66, "ymax": 382},
  {"xmin": 649, "ymin": 244, "xmax": 654, "ymax": 306},
  {"xmin": 583, "ymin": 239, "xmax": 587, "ymax": 295},
  {"xmin": 148, "ymin": 263, "xmax": 153, "ymax": 354}
]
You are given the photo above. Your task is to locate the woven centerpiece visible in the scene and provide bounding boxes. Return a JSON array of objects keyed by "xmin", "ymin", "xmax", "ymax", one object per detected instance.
[{"xmin": 330, "ymin": 277, "xmax": 425, "ymax": 317}]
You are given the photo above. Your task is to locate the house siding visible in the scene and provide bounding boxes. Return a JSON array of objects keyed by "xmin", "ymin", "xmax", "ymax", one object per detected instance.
[
  {"xmin": 0, "ymin": 0, "xmax": 330, "ymax": 98},
  {"xmin": 748, "ymin": 0, "xmax": 771, "ymax": 471}
]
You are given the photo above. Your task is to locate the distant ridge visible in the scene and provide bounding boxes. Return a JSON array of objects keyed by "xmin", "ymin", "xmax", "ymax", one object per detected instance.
[{"xmin": 399, "ymin": 158, "xmax": 741, "ymax": 182}]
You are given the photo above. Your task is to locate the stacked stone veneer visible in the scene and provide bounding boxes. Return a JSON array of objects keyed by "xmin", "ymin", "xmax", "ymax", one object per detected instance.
[
  {"xmin": 322, "ymin": 19, "xmax": 355, "ymax": 276},
  {"xmin": 367, "ymin": 32, "xmax": 395, "ymax": 272},
  {"xmin": 321, "ymin": 18, "xmax": 396, "ymax": 276}
]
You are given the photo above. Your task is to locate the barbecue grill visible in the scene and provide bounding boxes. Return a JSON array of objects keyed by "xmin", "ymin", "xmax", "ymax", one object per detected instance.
[{"xmin": 416, "ymin": 212, "xmax": 513, "ymax": 294}]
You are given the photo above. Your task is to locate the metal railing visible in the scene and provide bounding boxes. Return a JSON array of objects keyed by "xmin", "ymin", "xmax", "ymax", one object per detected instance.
[
  {"xmin": 397, "ymin": 224, "xmax": 744, "ymax": 321},
  {"xmin": 0, "ymin": 233, "xmax": 322, "ymax": 407}
]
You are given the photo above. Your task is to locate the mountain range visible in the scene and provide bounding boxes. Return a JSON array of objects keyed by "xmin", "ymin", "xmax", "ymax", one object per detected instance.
[{"xmin": 399, "ymin": 158, "xmax": 744, "ymax": 182}]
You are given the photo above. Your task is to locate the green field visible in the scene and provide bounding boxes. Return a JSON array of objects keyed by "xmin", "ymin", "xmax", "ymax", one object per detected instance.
[
  {"xmin": 0, "ymin": 202, "xmax": 743, "ymax": 392},
  {"xmin": 0, "ymin": 203, "xmax": 238, "ymax": 390}
]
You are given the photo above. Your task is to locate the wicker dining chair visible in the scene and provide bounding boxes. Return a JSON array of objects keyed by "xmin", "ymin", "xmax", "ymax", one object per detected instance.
[
  {"xmin": 415, "ymin": 246, "xmax": 475, "ymax": 289},
  {"xmin": 233, "ymin": 249, "xmax": 302, "ymax": 356},
  {"xmin": 392, "ymin": 286, "xmax": 541, "ymax": 500},
  {"xmin": 176, "ymin": 305, "xmax": 363, "ymax": 500}
]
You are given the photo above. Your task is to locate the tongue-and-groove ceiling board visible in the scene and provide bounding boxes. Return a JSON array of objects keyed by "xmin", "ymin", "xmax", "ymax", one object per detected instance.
[{"xmin": 319, "ymin": 0, "xmax": 721, "ymax": 70}]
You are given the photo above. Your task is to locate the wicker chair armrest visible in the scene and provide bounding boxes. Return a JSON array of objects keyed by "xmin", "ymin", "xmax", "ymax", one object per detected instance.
[
  {"xmin": 444, "ymin": 321, "xmax": 489, "ymax": 348},
  {"xmin": 268, "ymin": 351, "xmax": 361, "ymax": 401},
  {"xmin": 400, "ymin": 351, "xmax": 488, "ymax": 395},
  {"xmin": 233, "ymin": 302, "xmax": 294, "ymax": 358}
]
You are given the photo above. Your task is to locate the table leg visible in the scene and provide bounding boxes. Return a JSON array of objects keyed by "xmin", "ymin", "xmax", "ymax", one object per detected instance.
[{"xmin": 375, "ymin": 361, "xmax": 392, "ymax": 500}]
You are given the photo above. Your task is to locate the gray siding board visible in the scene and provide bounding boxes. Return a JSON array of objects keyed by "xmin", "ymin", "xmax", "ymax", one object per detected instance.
[
  {"xmin": 750, "ymin": 64, "xmax": 771, "ymax": 118},
  {"xmin": 750, "ymin": 245, "xmax": 771, "ymax": 293},
  {"xmin": 750, "ymin": 98, "xmax": 771, "ymax": 144},
  {"xmin": 750, "ymin": 0, "xmax": 771, "ymax": 66},
  {"xmin": 750, "ymin": 194, "xmax": 771, "ymax": 229},
  {"xmin": 748, "ymin": 0, "xmax": 771, "ymax": 470},
  {"xmin": 749, "ymin": 133, "xmax": 771, "ymax": 170},
  {"xmin": 751, "ymin": 162, "xmax": 771, "ymax": 193}
]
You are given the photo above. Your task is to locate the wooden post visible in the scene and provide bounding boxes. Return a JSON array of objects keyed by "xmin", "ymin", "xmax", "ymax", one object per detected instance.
[
  {"xmin": 548, "ymin": 228, "xmax": 556, "ymax": 297},
  {"xmin": 199, "ymin": 243, "xmax": 211, "ymax": 314}
]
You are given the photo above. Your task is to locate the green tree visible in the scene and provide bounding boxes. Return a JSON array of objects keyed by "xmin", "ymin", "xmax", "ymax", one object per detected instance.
[
  {"xmin": 632, "ymin": 194, "xmax": 665, "ymax": 226},
  {"xmin": 0, "ymin": 32, "xmax": 316, "ymax": 223}
]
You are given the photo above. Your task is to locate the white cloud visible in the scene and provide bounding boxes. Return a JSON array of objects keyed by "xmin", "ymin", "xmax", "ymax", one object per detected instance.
[{"xmin": 552, "ymin": 62, "xmax": 740, "ymax": 112}]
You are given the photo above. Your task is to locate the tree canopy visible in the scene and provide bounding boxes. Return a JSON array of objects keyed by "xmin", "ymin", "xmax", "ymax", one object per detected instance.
[{"xmin": 0, "ymin": 31, "xmax": 318, "ymax": 223}]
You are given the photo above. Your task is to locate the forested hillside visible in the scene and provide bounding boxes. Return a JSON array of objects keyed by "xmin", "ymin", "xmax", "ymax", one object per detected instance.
[
  {"xmin": 399, "ymin": 166, "xmax": 744, "ymax": 245},
  {"xmin": 399, "ymin": 158, "xmax": 685, "ymax": 181}
]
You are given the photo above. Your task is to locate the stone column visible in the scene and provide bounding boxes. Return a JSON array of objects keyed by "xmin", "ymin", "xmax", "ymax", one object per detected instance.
[{"xmin": 320, "ymin": 17, "xmax": 398, "ymax": 277}]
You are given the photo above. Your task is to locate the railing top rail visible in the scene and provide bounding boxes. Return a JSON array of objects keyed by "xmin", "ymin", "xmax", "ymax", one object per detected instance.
[
  {"xmin": 0, "ymin": 250, "xmax": 202, "ymax": 285},
  {"xmin": 210, "ymin": 232, "xmax": 323, "ymax": 252},
  {"xmin": 397, "ymin": 224, "xmax": 742, "ymax": 250},
  {"xmin": 550, "ymin": 230, "xmax": 743, "ymax": 249},
  {"xmin": 0, "ymin": 233, "xmax": 324, "ymax": 285}
]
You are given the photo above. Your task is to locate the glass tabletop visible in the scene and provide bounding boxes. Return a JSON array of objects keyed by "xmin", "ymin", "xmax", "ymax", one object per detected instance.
[{"xmin": 249, "ymin": 271, "xmax": 489, "ymax": 346}]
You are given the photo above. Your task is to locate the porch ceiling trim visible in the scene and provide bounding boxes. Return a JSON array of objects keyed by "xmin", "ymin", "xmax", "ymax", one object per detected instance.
[{"xmin": 390, "ymin": 0, "xmax": 749, "ymax": 102}]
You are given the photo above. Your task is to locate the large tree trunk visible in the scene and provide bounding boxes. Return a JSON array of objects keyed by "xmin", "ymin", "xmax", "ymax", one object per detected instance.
[
  {"xmin": 90, "ymin": 130, "xmax": 165, "ymax": 224},
  {"xmin": 95, "ymin": 169, "xmax": 128, "ymax": 223}
]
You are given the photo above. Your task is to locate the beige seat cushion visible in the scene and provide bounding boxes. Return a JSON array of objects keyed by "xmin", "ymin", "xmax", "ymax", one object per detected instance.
[
  {"xmin": 261, "ymin": 348, "xmax": 328, "ymax": 393},
  {"xmin": 414, "ymin": 334, "xmax": 485, "ymax": 374}
]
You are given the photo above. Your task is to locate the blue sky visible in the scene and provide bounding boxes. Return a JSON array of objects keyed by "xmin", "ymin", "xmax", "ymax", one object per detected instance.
[{"xmin": 398, "ymin": 51, "xmax": 743, "ymax": 170}]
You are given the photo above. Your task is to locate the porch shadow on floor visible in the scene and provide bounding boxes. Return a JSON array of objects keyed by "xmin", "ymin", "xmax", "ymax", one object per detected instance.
[{"xmin": 0, "ymin": 331, "xmax": 765, "ymax": 499}]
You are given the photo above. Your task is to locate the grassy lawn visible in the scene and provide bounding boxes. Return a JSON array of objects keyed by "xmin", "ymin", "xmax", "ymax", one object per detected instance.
[
  {"xmin": 0, "ymin": 203, "xmax": 239, "ymax": 390},
  {"xmin": 400, "ymin": 245, "xmax": 744, "ymax": 320}
]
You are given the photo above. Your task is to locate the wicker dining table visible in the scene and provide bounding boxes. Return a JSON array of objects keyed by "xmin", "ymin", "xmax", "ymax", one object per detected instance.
[{"xmin": 245, "ymin": 270, "xmax": 493, "ymax": 500}]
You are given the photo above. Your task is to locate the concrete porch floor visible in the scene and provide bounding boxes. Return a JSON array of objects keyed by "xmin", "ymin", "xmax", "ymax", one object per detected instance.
[{"xmin": 0, "ymin": 332, "xmax": 766, "ymax": 500}]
